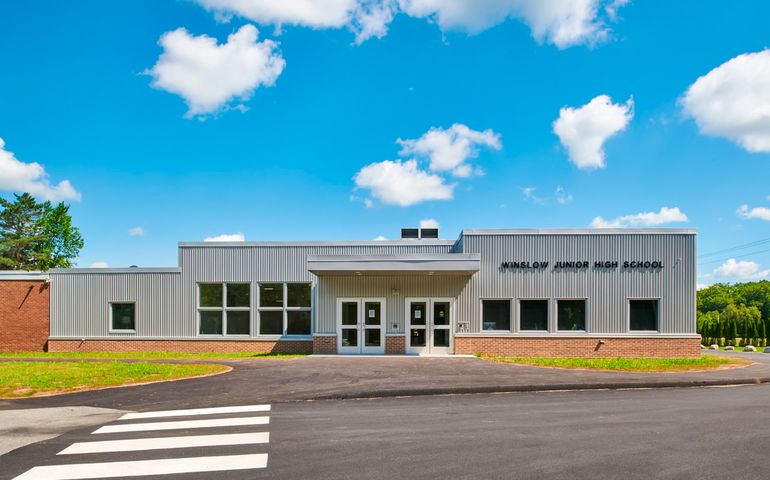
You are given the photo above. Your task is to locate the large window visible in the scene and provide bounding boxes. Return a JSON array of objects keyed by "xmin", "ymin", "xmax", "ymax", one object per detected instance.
[
  {"xmin": 110, "ymin": 302, "xmax": 135, "ymax": 331},
  {"xmin": 482, "ymin": 300, "xmax": 511, "ymax": 331},
  {"xmin": 520, "ymin": 300, "xmax": 548, "ymax": 331},
  {"xmin": 630, "ymin": 299, "xmax": 658, "ymax": 331},
  {"xmin": 557, "ymin": 299, "xmax": 586, "ymax": 331},
  {"xmin": 198, "ymin": 283, "xmax": 250, "ymax": 335},
  {"xmin": 259, "ymin": 283, "xmax": 312, "ymax": 335}
]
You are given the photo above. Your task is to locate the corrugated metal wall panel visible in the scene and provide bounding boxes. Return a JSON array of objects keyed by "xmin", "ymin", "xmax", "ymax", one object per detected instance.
[{"xmin": 459, "ymin": 233, "xmax": 696, "ymax": 334}]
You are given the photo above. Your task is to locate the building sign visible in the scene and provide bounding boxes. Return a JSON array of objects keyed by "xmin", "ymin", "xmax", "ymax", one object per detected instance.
[{"xmin": 500, "ymin": 260, "xmax": 664, "ymax": 270}]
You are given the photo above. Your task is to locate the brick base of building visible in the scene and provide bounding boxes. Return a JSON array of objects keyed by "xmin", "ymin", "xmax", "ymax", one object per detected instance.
[
  {"xmin": 48, "ymin": 339, "xmax": 313, "ymax": 354},
  {"xmin": 0, "ymin": 280, "xmax": 50, "ymax": 352},
  {"xmin": 385, "ymin": 335, "xmax": 405, "ymax": 354},
  {"xmin": 313, "ymin": 335, "xmax": 337, "ymax": 354},
  {"xmin": 454, "ymin": 336, "xmax": 701, "ymax": 358}
]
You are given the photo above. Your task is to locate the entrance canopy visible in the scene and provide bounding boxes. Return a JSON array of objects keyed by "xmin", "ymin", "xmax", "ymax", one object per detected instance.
[{"xmin": 307, "ymin": 254, "xmax": 480, "ymax": 276}]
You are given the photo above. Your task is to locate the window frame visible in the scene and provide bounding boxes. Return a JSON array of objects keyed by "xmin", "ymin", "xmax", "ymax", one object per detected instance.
[
  {"xmin": 197, "ymin": 282, "xmax": 252, "ymax": 337},
  {"xmin": 555, "ymin": 298, "xmax": 588, "ymax": 333},
  {"xmin": 518, "ymin": 298, "xmax": 550, "ymax": 333},
  {"xmin": 479, "ymin": 298, "xmax": 513, "ymax": 333},
  {"xmin": 258, "ymin": 282, "xmax": 313, "ymax": 337},
  {"xmin": 627, "ymin": 297, "xmax": 660, "ymax": 333},
  {"xmin": 108, "ymin": 301, "xmax": 137, "ymax": 333}
]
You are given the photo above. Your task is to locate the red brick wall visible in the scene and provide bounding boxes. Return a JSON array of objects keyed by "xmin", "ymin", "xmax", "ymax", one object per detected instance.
[
  {"xmin": 313, "ymin": 335, "xmax": 336, "ymax": 354},
  {"xmin": 0, "ymin": 280, "xmax": 49, "ymax": 352},
  {"xmin": 455, "ymin": 336, "xmax": 701, "ymax": 358},
  {"xmin": 48, "ymin": 339, "xmax": 312, "ymax": 354},
  {"xmin": 385, "ymin": 335, "xmax": 405, "ymax": 354}
]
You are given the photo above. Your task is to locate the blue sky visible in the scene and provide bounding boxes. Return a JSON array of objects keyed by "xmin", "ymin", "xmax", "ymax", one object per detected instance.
[{"xmin": 1, "ymin": 0, "xmax": 769, "ymax": 286}]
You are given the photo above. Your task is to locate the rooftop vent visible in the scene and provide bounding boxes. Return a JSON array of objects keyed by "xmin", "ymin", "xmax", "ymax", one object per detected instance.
[
  {"xmin": 420, "ymin": 228, "xmax": 439, "ymax": 239},
  {"xmin": 400, "ymin": 228, "xmax": 419, "ymax": 240}
]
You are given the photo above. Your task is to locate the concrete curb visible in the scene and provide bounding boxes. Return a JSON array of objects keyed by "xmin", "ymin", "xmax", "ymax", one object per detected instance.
[{"xmin": 302, "ymin": 377, "xmax": 770, "ymax": 401}]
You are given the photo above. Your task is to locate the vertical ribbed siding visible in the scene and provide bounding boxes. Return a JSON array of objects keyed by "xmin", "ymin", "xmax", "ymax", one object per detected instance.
[
  {"xmin": 50, "ymin": 272, "xmax": 182, "ymax": 337},
  {"xmin": 459, "ymin": 233, "xmax": 696, "ymax": 334}
]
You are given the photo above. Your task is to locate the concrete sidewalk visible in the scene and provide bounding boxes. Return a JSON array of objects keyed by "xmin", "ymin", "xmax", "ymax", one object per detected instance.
[{"xmin": 1, "ymin": 351, "xmax": 769, "ymax": 412}]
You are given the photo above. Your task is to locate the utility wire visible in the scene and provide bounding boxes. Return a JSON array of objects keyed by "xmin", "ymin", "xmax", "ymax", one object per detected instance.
[
  {"xmin": 697, "ymin": 246, "xmax": 770, "ymax": 267},
  {"xmin": 698, "ymin": 236, "xmax": 770, "ymax": 259}
]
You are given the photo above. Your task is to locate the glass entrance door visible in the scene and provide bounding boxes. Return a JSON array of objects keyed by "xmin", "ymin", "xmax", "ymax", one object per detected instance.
[
  {"xmin": 406, "ymin": 298, "xmax": 453, "ymax": 355},
  {"xmin": 336, "ymin": 298, "xmax": 385, "ymax": 354}
]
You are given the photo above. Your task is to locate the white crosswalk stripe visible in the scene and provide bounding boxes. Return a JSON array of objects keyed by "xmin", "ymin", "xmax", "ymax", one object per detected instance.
[{"xmin": 12, "ymin": 404, "xmax": 273, "ymax": 480}]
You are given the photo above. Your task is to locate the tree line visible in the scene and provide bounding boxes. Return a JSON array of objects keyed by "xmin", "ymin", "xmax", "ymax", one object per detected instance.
[
  {"xmin": 0, "ymin": 193, "xmax": 83, "ymax": 270},
  {"xmin": 697, "ymin": 281, "xmax": 770, "ymax": 347}
]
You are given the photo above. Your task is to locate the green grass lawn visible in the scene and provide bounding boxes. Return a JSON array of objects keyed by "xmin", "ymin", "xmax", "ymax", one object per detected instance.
[
  {"xmin": 0, "ymin": 351, "xmax": 308, "ymax": 360},
  {"xmin": 710, "ymin": 346, "xmax": 767, "ymax": 352},
  {"xmin": 0, "ymin": 361, "xmax": 230, "ymax": 398},
  {"xmin": 477, "ymin": 354, "xmax": 751, "ymax": 372}
]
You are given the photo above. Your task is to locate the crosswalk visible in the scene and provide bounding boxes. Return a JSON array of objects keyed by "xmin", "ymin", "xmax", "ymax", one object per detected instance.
[{"xmin": 12, "ymin": 404, "xmax": 272, "ymax": 480}]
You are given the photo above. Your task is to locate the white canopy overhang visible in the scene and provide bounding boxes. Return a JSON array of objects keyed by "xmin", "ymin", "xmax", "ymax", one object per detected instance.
[{"xmin": 307, "ymin": 254, "xmax": 480, "ymax": 276}]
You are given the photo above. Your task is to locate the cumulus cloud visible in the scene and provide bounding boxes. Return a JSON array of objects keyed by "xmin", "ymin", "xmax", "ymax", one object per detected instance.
[
  {"xmin": 146, "ymin": 24, "xmax": 285, "ymax": 118},
  {"xmin": 554, "ymin": 185, "xmax": 573, "ymax": 205},
  {"xmin": 354, "ymin": 159, "xmax": 454, "ymax": 206},
  {"xmin": 553, "ymin": 95, "xmax": 633, "ymax": 169},
  {"xmin": 89, "ymin": 261, "xmax": 109, "ymax": 268},
  {"xmin": 590, "ymin": 207, "xmax": 688, "ymax": 228},
  {"xmin": 419, "ymin": 218, "xmax": 440, "ymax": 229},
  {"xmin": 204, "ymin": 232, "xmax": 246, "ymax": 242},
  {"xmin": 737, "ymin": 204, "xmax": 770, "ymax": 222},
  {"xmin": 397, "ymin": 124, "xmax": 501, "ymax": 178},
  {"xmin": 194, "ymin": 0, "xmax": 626, "ymax": 48},
  {"xmin": 373, "ymin": 235, "xmax": 388, "ymax": 240},
  {"xmin": 713, "ymin": 259, "xmax": 770, "ymax": 280},
  {"xmin": 0, "ymin": 138, "xmax": 81, "ymax": 202},
  {"xmin": 128, "ymin": 227, "xmax": 145, "ymax": 237},
  {"xmin": 682, "ymin": 50, "xmax": 770, "ymax": 153}
]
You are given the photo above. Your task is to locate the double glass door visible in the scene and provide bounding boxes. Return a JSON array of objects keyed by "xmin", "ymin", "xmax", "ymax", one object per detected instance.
[
  {"xmin": 406, "ymin": 298, "xmax": 453, "ymax": 355},
  {"xmin": 337, "ymin": 298, "xmax": 385, "ymax": 354}
]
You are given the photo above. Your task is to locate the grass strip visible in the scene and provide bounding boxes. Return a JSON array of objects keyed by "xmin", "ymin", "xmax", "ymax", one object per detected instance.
[
  {"xmin": 0, "ymin": 351, "xmax": 307, "ymax": 360},
  {"xmin": 477, "ymin": 354, "xmax": 751, "ymax": 372},
  {"xmin": 0, "ymin": 361, "xmax": 229, "ymax": 398}
]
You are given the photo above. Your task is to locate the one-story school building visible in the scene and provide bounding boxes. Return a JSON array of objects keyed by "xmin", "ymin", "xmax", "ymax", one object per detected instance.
[{"xmin": 1, "ymin": 227, "xmax": 700, "ymax": 357}]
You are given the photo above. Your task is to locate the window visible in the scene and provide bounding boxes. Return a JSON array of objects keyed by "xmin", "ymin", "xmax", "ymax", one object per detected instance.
[
  {"xmin": 258, "ymin": 283, "xmax": 312, "ymax": 335},
  {"xmin": 110, "ymin": 303, "xmax": 135, "ymax": 331},
  {"xmin": 557, "ymin": 299, "xmax": 586, "ymax": 331},
  {"xmin": 630, "ymin": 299, "xmax": 658, "ymax": 331},
  {"xmin": 520, "ymin": 300, "xmax": 548, "ymax": 331},
  {"xmin": 482, "ymin": 300, "xmax": 510, "ymax": 331},
  {"xmin": 198, "ymin": 283, "xmax": 251, "ymax": 335}
]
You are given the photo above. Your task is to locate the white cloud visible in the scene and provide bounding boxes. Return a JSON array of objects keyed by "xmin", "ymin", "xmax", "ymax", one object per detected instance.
[
  {"xmin": 737, "ymin": 204, "xmax": 770, "ymax": 222},
  {"xmin": 195, "ymin": 0, "xmax": 626, "ymax": 48},
  {"xmin": 0, "ymin": 138, "xmax": 81, "ymax": 202},
  {"xmin": 354, "ymin": 159, "xmax": 454, "ymax": 206},
  {"xmin": 713, "ymin": 259, "xmax": 770, "ymax": 280},
  {"xmin": 128, "ymin": 227, "xmax": 145, "ymax": 237},
  {"xmin": 590, "ymin": 206, "xmax": 688, "ymax": 228},
  {"xmin": 553, "ymin": 95, "xmax": 634, "ymax": 169},
  {"xmin": 373, "ymin": 235, "xmax": 388, "ymax": 240},
  {"xmin": 146, "ymin": 24, "xmax": 285, "ymax": 118},
  {"xmin": 682, "ymin": 50, "xmax": 770, "ymax": 153},
  {"xmin": 398, "ymin": 124, "xmax": 501, "ymax": 178},
  {"xmin": 419, "ymin": 218, "xmax": 440, "ymax": 229},
  {"xmin": 696, "ymin": 283, "xmax": 711, "ymax": 291},
  {"xmin": 554, "ymin": 185, "xmax": 573, "ymax": 205},
  {"xmin": 521, "ymin": 186, "xmax": 536, "ymax": 199},
  {"xmin": 89, "ymin": 261, "xmax": 109, "ymax": 268},
  {"xmin": 204, "ymin": 232, "xmax": 246, "ymax": 242}
]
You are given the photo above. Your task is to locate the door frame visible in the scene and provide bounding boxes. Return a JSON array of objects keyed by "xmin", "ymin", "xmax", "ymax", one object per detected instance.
[
  {"xmin": 405, "ymin": 297, "xmax": 455, "ymax": 355},
  {"xmin": 336, "ymin": 297, "xmax": 386, "ymax": 355}
]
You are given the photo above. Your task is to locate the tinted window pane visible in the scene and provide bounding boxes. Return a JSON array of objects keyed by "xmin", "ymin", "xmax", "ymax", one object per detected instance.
[
  {"xmin": 558, "ymin": 300, "xmax": 586, "ymax": 331},
  {"xmin": 364, "ymin": 302, "xmax": 381, "ymax": 326},
  {"xmin": 630, "ymin": 300, "xmax": 658, "ymax": 331},
  {"xmin": 199, "ymin": 310, "xmax": 223, "ymax": 335},
  {"xmin": 482, "ymin": 300, "xmax": 510, "ymax": 331},
  {"xmin": 260, "ymin": 284, "xmax": 283, "ymax": 307},
  {"xmin": 226, "ymin": 311, "xmax": 250, "ymax": 335},
  {"xmin": 227, "ymin": 284, "xmax": 250, "ymax": 307},
  {"xmin": 341, "ymin": 302, "xmax": 358, "ymax": 325},
  {"xmin": 111, "ymin": 303, "xmax": 135, "ymax": 330},
  {"xmin": 199, "ymin": 283, "xmax": 223, "ymax": 307},
  {"xmin": 287, "ymin": 284, "xmax": 311, "ymax": 308},
  {"xmin": 259, "ymin": 310, "xmax": 283, "ymax": 335},
  {"xmin": 287, "ymin": 311, "xmax": 311, "ymax": 335},
  {"xmin": 341, "ymin": 328, "xmax": 358, "ymax": 347},
  {"xmin": 433, "ymin": 329, "xmax": 449, "ymax": 347},
  {"xmin": 520, "ymin": 300, "xmax": 548, "ymax": 331},
  {"xmin": 410, "ymin": 329, "xmax": 426, "ymax": 346},
  {"xmin": 365, "ymin": 329, "xmax": 381, "ymax": 347},
  {"xmin": 410, "ymin": 302, "xmax": 426, "ymax": 326},
  {"xmin": 433, "ymin": 302, "xmax": 450, "ymax": 326}
]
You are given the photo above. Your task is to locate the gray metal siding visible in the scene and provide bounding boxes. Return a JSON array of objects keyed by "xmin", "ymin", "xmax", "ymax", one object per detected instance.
[
  {"xmin": 50, "ymin": 272, "xmax": 182, "ymax": 337},
  {"xmin": 458, "ymin": 233, "xmax": 696, "ymax": 335}
]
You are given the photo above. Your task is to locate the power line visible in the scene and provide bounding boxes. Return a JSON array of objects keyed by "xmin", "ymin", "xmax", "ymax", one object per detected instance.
[
  {"xmin": 697, "ymin": 247, "xmax": 770, "ymax": 267},
  {"xmin": 698, "ymin": 235, "xmax": 770, "ymax": 259}
]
